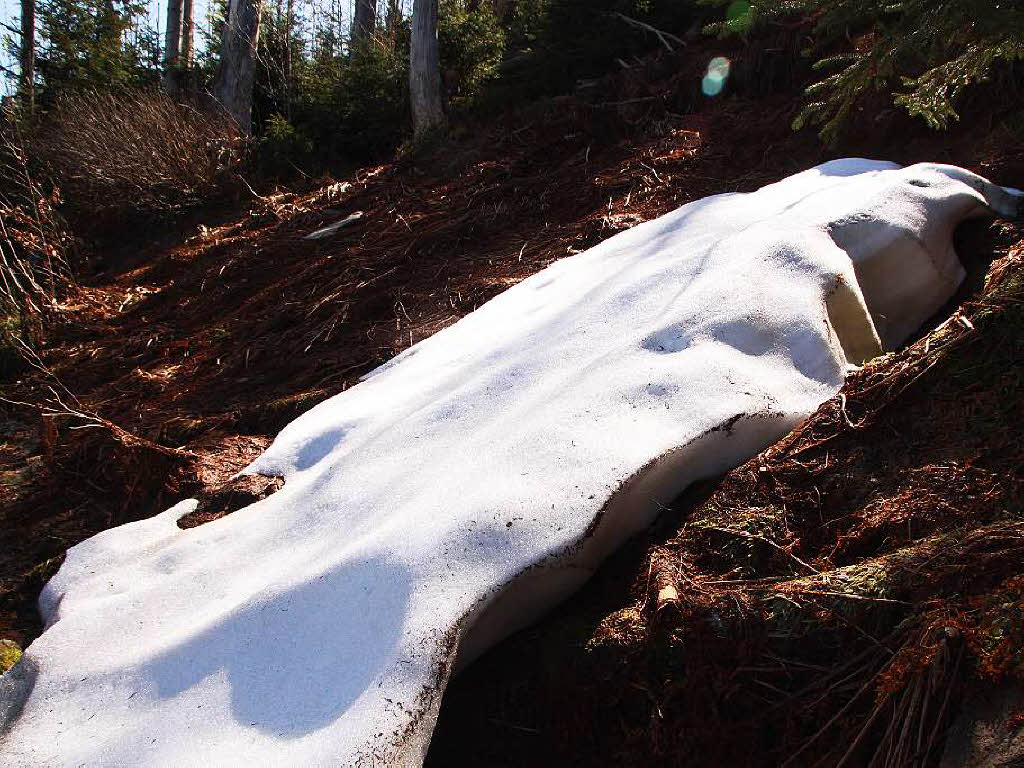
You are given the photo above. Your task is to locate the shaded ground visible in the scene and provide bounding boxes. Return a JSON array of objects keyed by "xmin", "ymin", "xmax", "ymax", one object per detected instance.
[{"xmin": 1, "ymin": 30, "xmax": 1023, "ymax": 766}]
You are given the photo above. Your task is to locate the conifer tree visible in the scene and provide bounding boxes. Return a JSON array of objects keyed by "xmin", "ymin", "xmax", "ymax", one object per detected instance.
[
  {"xmin": 702, "ymin": 0, "xmax": 1024, "ymax": 142},
  {"xmin": 34, "ymin": 0, "xmax": 157, "ymax": 99}
]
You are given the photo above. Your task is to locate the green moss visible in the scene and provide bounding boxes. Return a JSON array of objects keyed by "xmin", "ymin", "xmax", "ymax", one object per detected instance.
[{"xmin": 0, "ymin": 639, "xmax": 22, "ymax": 674}]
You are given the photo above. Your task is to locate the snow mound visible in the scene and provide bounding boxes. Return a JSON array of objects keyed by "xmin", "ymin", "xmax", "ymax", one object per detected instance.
[{"xmin": 1, "ymin": 161, "xmax": 1018, "ymax": 766}]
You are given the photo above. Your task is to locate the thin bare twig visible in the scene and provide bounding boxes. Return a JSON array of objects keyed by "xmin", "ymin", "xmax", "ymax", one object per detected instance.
[{"xmin": 611, "ymin": 12, "xmax": 686, "ymax": 51}]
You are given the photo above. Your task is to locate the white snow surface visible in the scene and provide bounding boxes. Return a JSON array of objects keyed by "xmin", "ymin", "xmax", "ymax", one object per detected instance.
[{"xmin": 1, "ymin": 160, "xmax": 1019, "ymax": 766}]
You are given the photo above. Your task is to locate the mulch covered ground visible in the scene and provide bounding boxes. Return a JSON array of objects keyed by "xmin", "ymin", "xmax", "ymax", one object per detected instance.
[{"xmin": 2, "ymin": 31, "xmax": 1023, "ymax": 766}]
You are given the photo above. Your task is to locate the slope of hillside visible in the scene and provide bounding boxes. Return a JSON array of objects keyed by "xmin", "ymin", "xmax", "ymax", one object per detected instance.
[
  {"xmin": 1, "ymin": 33, "xmax": 1023, "ymax": 766},
  {"xmin": 1, "ymin": 38, "xmax": 818, "ymax": 648},
  {"xmin": 7, "ymin": 159, "xmax": 1016, "ymax": 764}
]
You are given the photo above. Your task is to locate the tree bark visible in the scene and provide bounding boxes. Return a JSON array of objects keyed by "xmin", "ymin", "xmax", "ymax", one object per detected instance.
[
  {"xmin": 352, "ymin": 0, "xmax": 376, "ymax": 47},
  {"xmin": 19, "ymin": 0, "xmax": 34, "ymax": 111},
  {"xmin": 409, "ymin": 0, "xmax": 445, "ymax": 138},
  {"xmin": 285, "ymin": 0, "xmax": 294, "ymax": 118},
  {"xmin": 181, "ymin": 0, "xmax": 194, "ymax": 86},
  {"xmin": 162, "ymin": 0, "xmax": 183, "ymax": 95},
  {"xmin": 212, "ymin": 0, "xmax": 262, "ymax": 134},
  {"xmin": 492, "ymin": 0, "xmax": 513, "ymax": 22}
]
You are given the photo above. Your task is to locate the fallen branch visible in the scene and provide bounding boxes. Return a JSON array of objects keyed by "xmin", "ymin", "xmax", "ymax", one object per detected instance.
[
  {"xmin": 305, "ymin": 211, "xmax": 365, "ymax": 239},
  {"xmin": 777, "ymin": 589, "xmax": 910, "ymax": 605},
  {"xmin": 591, "ymin": 96, "xmax": 664, "ymax": 109},
  {"xmin": 611, "ymin": 12, "xmax": 686, "ymax": 52},
  {"xmin": 2, "ymin": 388, "xmax": 195, "ymax": 461}
]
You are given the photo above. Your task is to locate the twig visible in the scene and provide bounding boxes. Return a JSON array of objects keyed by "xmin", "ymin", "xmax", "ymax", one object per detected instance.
[
  {"xmin": 611, "ymin": 12, "xmax": 686, "ymax": 51},
  {"xmin": 781, "ymin": 659, "xmax": 891, "ymax": 768},
  {"xmin": 835, "ymin": 688, "xmax": 891, "ymax": 768},
  {"xmin": 920, "ymin": 642, "xmax": 963, "ymax": 765},
  {"xmin": 487, "ymin": 718, "xmax": 541, "ymax": 735},
  {"xmin": 839, "ymin": 393, "xmax": 863, "ymax": 429},
  {"xmin": 2, "ymin": 392, "xmax": 195, "ymax": 461},
  {"xmin": 592, "ymin": 96, "xmax": 663, "ymax": 109},
  {"xmin": 0, "ymin": 20, "xmax": 22, "ymax": 37},
  {"xmin": 707, "ymin": 525, "xmax": 819, "ymax": 574},
  {"xmin": 774, "ymin": 589, "xmax": 909, "ymax": 605}
]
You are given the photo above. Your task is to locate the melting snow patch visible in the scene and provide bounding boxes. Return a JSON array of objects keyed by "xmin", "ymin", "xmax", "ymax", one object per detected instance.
[{"xmin": 1, "ymin": 161, "xmax": 1019, "ymax": 766}]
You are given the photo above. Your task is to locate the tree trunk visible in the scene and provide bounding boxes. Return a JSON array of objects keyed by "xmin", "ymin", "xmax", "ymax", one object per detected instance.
[
  {"xmin": 285, "ymin": 0, "xmax": 294, "ymax": 118},
  {"xmin": 19, "ymin": 0, "xmax": 34, "ymax": 111},
  {"xmin": 162, "ymin": 0, "xmax": 183, "ymax": 95},
  {"xmin": 212, "ymin": 0, "xmax": 262, "ymax": 134},
  {"xmin": 181, "ymin": 0, "xmax": 194, "ymax": 89},
  {"xmin": 492, "ymin": 0, "xmax": 513, "ymax": 22},
  {"xmin": 385, "ymin": 0, "xmax": 399, "ymax": 49},
  {"xmin": 352, "ymin": 0, "xmax": 376, "ymax": 47},
  {"xmin": 409, "ymin": 0, "xmax": 445, "ymax": 138}
]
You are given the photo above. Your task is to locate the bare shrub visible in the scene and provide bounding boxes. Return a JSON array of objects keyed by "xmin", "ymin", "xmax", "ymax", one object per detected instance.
[
  {"xmin": 0, "ymin": 109, "xmax": 76, "ymax": 375},
  {"xmin": 36, "ymin": 88, "xmax": 247, "ymax": 227}
]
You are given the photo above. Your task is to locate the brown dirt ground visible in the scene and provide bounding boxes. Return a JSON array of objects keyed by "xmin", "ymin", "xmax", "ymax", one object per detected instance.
[{"xmin": 2, "ymin": 31, "xmax": 1023, "ymax": 766}]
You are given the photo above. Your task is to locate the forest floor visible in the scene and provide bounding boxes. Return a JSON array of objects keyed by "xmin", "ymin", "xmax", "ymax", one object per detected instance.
[{"xmin": 2, "ymin": 35, "xmax": 1023, "ymax": 766}]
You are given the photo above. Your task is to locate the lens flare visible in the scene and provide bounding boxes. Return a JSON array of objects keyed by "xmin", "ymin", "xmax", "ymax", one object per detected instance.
[{"xmin": 702, "ymin": 56, "xmax": 731, "ymax": 97}]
